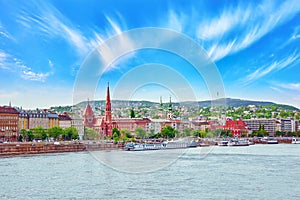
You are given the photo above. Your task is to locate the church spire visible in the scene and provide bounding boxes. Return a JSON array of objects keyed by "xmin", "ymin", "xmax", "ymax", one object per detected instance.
[
  {"xmin": 105, "ymin": 82, "xmax": 112, "ymax": 123},
  {"xmin": 168, "ymin": 96, "xmax": 172, "ymax": 111},
  {"xmin": 160, "ymin": 96, "xmax": 163, "ymax": 107}
]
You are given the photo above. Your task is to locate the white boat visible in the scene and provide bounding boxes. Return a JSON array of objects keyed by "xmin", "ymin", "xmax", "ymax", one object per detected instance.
[
  {"xmin": 292, "ymin": 137, "xmax": 300, "ymax": 144},
  {"xmin": 124, "ymin": 139, "xmax": 197, "ymax": 151},
  {"xmin": 217, "ymin": 141, "xmax": 228, "ymax": 146},
  {"xmin": 267, "ymin": 139, "xmax": 278, "ymax": 144},
  {"xmin": 228, "ymin": 139, "xmax": 249, "ymax": 146}
]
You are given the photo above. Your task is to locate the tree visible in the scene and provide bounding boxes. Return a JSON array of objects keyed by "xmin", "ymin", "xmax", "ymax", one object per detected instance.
[
  {"xmin": 192, "ymin": 130, "xmax": 201, "ymax": 137},
  {"xmin": 183, "ymin": 128, "xmax": 193, "ymax": 137},
  {"xmin": 112, "ymin": 128, "xmax": 120, "ymax": 138},
  {"xmin": 27, "ymin": 130, "xmax": 34, "ymax": 141},
  {"xmin": 206, "ymin": 131, "xmax": 215, "ymax": 138},
  {"xmin": 257, "ymin": 124, "xmax": 269, "ymax": 137},
  {"xmin": 84, "ymin": 127, "xmax": 96, "ymax": 140},
  {"xmin": 120, "ymin": 128, "xmax": 132, "ymax": 139},
  {"xmin": 31, "ymin": 126, "xmax": 47, "ymax": 140},
  {"xmin": 20, "ymin": 129, "xmax": 28, "ymax": 142},
  {"xmin": 161, "ymin": 126, "xmax": 177, "ymax": 138},
  {"xmin": 199, "ymin": 130, "xmax": 207, "ymax": 138},
  {"xmin": 130, "ymin": 109, "xmax": 135, "ymax": 118},
  {"xmin": 48, "ymin": 126, "xmax": 63, "ymax": 140},
  {"xmin": 220, "ymin": 129, "xmax": 230, "ymax": 138},
  {"xmin": 63, "ymin": 127, "xmax": 79, "ymax": 140},
  {"xmin": 135, "ymin": 126, "xmax": 146, "ymax": 139}
]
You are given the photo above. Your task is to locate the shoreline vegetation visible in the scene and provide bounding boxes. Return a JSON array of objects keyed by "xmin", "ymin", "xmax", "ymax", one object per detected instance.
[{"xmin": 0, "ymin": 136, "xmax": 296, "ymax": 157}]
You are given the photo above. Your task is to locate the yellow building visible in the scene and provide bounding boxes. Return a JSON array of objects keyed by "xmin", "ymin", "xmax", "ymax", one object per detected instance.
[
  {"xmin": 19, "ymin": 111, "xmax": 29, "ymax": 130},
  {"xmin": 48, "ymin": 113, "xmax": 59, "ymax": 128}
]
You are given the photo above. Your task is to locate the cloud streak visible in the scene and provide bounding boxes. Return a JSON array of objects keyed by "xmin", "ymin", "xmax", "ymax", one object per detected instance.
[
  {"xmin": 0, "ymin": 49, "xmax": 52, "ymax": 82},
  {"xmin": 244, "ymin": 52, "xmax": 300, "ymax": 84},
  {"xmin": 0, "ymin": 50, "xmax": 10, "ymax": 70},
  {"xmin": 166, "ymin": 0, "xmax": 300, "ymax": 61},
  {"xmin": 16, "ymin": 1, "xmax": 134, "ymax": 73},
  {"xmin": 275, "ymin": 83, "xmax": 300, "ymax": 91},
  {"xmin": 17, "ymin": 2, "xmax": 90, "ymax": 56},
  {"xmin": 209, "ymin": 0, "xmax": 300, "ymax": 61},
  {"xmin": 0, "ymin": 22, "xmax": 14, "ymax": 40}
]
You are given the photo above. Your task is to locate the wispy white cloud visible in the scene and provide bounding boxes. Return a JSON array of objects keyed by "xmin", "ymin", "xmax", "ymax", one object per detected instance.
[
  {"xmin": 275, "ymin": 83, "xmax": 300, "ymax": 91},
  {"xmin": 0, "ymin": 22, "xmax": 14, "ymax": 40},
  {"xmin": 244, "ymin": 52, "xmax": 300, "ymax": 84},
  {"xmin": 21, "ymin": 69, "xmax": 49, "ymax": 82},
  {"xmin": 19, "ymin": 62, "xmax": 53, "ymax": 82},
  {"xmin": 165, "ymin": 0, "xmax": 300, "ymax": 61},
  {"xmin": 165, "ymin": 10, "xmax": 184, "ymax": 33},
  {"xmin": 16, "ymin": 1, "xmax": 134, "ymax": 73},
  {"xmin": 0, "ymin": 50, "xmax": 15, "ymax": 70},
  {"xmin": 17, "ymin": 2, "xmax": 89, "ymax": 56},
  {"xmin": 270, "ymin": 86, "xmax": 284, "ymax": 93},
  {"xmin": 196, "ymin": 5, "xmax": 251, "ymax": 41},
  {"xmin": 0, "ymin": 50, "xmax": 9, "ymax": 70},
  {"xmin": 291, "ymin": 25, "xmax": 300, "ymax": 40},
  {"xmin": 48, "ymin": 59, "xmax": 54, "ymax": 68},
  {"xmin": 207, "ymin": 0, "xmax": 300, "ymax": 61},
  {"xmin": 93, "ymin": 15, "xmax": 136, "ymax": 72},
  {"xmin": 0, "ymin": 49, "xmax": 52, "ymax": 82}
]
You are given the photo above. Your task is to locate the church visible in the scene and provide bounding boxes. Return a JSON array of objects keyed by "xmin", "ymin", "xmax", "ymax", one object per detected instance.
[{"xmin": 82, "ymin": 84, "xmax": 151, "ymax": 137}]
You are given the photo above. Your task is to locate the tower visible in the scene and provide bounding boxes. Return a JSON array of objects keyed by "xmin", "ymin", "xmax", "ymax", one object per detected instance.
[
  {"xmin": 167, "ymin": 96, "xmax": 173, "ymax": 119},
  {"xmin": 83, "ymin": 99, "xmax": 95, "ymax": 128},
  {"xmin": 100, "ymin": 83, "xmax": 113, "ymax": 137},
  {"xmin": 105, "ymin": 82, "xmax": 112, "ymax": 123}
]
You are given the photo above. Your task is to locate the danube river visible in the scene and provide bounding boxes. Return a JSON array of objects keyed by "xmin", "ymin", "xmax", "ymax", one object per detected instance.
[{"xmin": 1, "ymin": 144, "xmax": 300, "ymax": 199}]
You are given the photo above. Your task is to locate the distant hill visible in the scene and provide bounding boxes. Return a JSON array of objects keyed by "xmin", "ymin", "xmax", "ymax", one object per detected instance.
[
  {"xmin": 74, "ymin": 98, "xmax": 299, "ymax": 111},
  {"xmin": 50, "ymin": 98, "xmax": 299, "ymax": 112},
  {"xmin": 188, "ymin": 98, "xmax": 298, "ymax": 111}
]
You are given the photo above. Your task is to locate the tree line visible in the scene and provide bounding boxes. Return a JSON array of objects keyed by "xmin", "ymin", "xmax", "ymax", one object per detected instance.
[{"xmin": 19, "ymin": 126, "xmax": 79, "ymax": 142}]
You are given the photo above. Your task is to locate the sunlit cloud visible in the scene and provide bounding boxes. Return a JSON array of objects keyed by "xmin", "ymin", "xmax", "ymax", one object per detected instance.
[
  {"xmin": 16, "ymin": 2, "xmax": 89, "ymax": 56},
  {"xmin": 244, "ymin": 52, "xmax": 300, "ymax": 84},
  {"xmin": 48, "ymin": 59, "xmax": 54, "ymax": 68},
  {"xmin": 21, "ymin": 69, "xmax": 49, "ymax": 82},
  {"xmin": 0, "ymin": 22, "xmax": 14, "ymax": 40},
  {"xmin": 165, "ymin": 0, "xmax": 300, "ymax": 61},
  {"xmin": 0, "ymin": 50, "xmax": 16, "ymax": 70},
  {"xmin": 93, "ymin": 16, "xmax": 136, "ymax": 72},
  {"xmin": 206, "ymin": 0, "xmax": 300, "ymax": 61},
  {"xmin": 0, "ymin": 50, "xmax": 9, "ymax": 70},
  {"xmin": 196, "ymin": 4, "xmax": 251, "ymax": 41},
  {"xmin": 16, "ymin": 1, "xmax": 134, "ymax": 73},
  {"xmin": 275, "ymin": 83, "xmax": 300, "ymax": 91},
  {"xmin": 166, "ymin": 10, "xmax": 184, "ymax": 33},
  {"xmin": 0, "ymin": 49, "xmax": 52, "ymax": 82}
]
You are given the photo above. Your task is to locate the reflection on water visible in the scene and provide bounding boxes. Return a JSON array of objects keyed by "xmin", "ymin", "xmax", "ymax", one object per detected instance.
[{"xmin": 0, "ymin": 144, "xmax": 300, "ymax": 199}]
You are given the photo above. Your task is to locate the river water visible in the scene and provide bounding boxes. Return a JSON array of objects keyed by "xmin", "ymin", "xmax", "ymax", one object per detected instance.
[{"xmin": 1, "ymin": 144, "xmax": 300, "ymax": 199}]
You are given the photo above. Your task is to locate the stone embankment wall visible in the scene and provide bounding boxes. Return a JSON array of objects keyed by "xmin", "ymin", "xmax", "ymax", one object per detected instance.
[
  {"xmin": 84, "ymin": 142, "xmax": 124, "ymax": 151},
  {"xmin": 0, "ymin": 142, "xmax": 86, "ymax": 157}
]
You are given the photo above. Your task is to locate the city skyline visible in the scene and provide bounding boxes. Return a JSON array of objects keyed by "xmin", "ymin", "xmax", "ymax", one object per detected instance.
[{"xmin": 0, "ymin": 0, "xmax": 300, "ymax": 109}]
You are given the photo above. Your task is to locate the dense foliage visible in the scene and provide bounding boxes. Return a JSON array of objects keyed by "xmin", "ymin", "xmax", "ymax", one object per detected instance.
[{"xmin": 19, "ymin": 126, "xmax": 79, "ymax": 142}]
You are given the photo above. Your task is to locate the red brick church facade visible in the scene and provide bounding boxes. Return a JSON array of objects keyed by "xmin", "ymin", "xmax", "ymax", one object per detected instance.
[{"xmin": 83, "ymin": 84, "xmax": 150, "ymax": 137}]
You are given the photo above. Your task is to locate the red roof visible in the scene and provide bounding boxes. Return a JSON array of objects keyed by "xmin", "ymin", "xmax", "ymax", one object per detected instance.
[
  {"xmin": 58, "ymin": 113, "xmax": 72, "ymax": 121},
  {"xmin": 83, "ymin": 103, "xmax": 94, "ymax": 117},
  {"xmin": 0, "ymin": 106, "xmax": 19, "ymax": 114},
  {"xmin": 225, "ymin": 120, "xmax": 246, "ymax": 128}
]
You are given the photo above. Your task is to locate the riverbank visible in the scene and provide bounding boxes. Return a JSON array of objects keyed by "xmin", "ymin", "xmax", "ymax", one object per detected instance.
[
  {"xmin": 0, "ymin": 141, "xmax": 126, "ymax": 157},
  {"xmin": 0, "ymin": 142, "xmax": 86, "ymax": 157},
  {"xmin": 0, "ymin": 137, "xmax": 296, "ymax": 157}
]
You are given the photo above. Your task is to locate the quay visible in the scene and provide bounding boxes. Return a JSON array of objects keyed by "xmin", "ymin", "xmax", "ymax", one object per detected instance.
[
  {"xmin": 0, "ymin": 142, "xmax": 86, "ymax": 157},
  {"xmin": 0, "ymin": 141, "xmax": 125, "ymax": 157},
  {"xmin": 0, "ymin": 137, "xmax": 296, "ymax": 157}
]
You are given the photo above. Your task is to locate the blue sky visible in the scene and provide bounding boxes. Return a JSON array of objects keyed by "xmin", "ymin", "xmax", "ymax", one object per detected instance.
[{"xmin": 0, "ymin": 0, "xmax": 300, "ymax": 109}]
